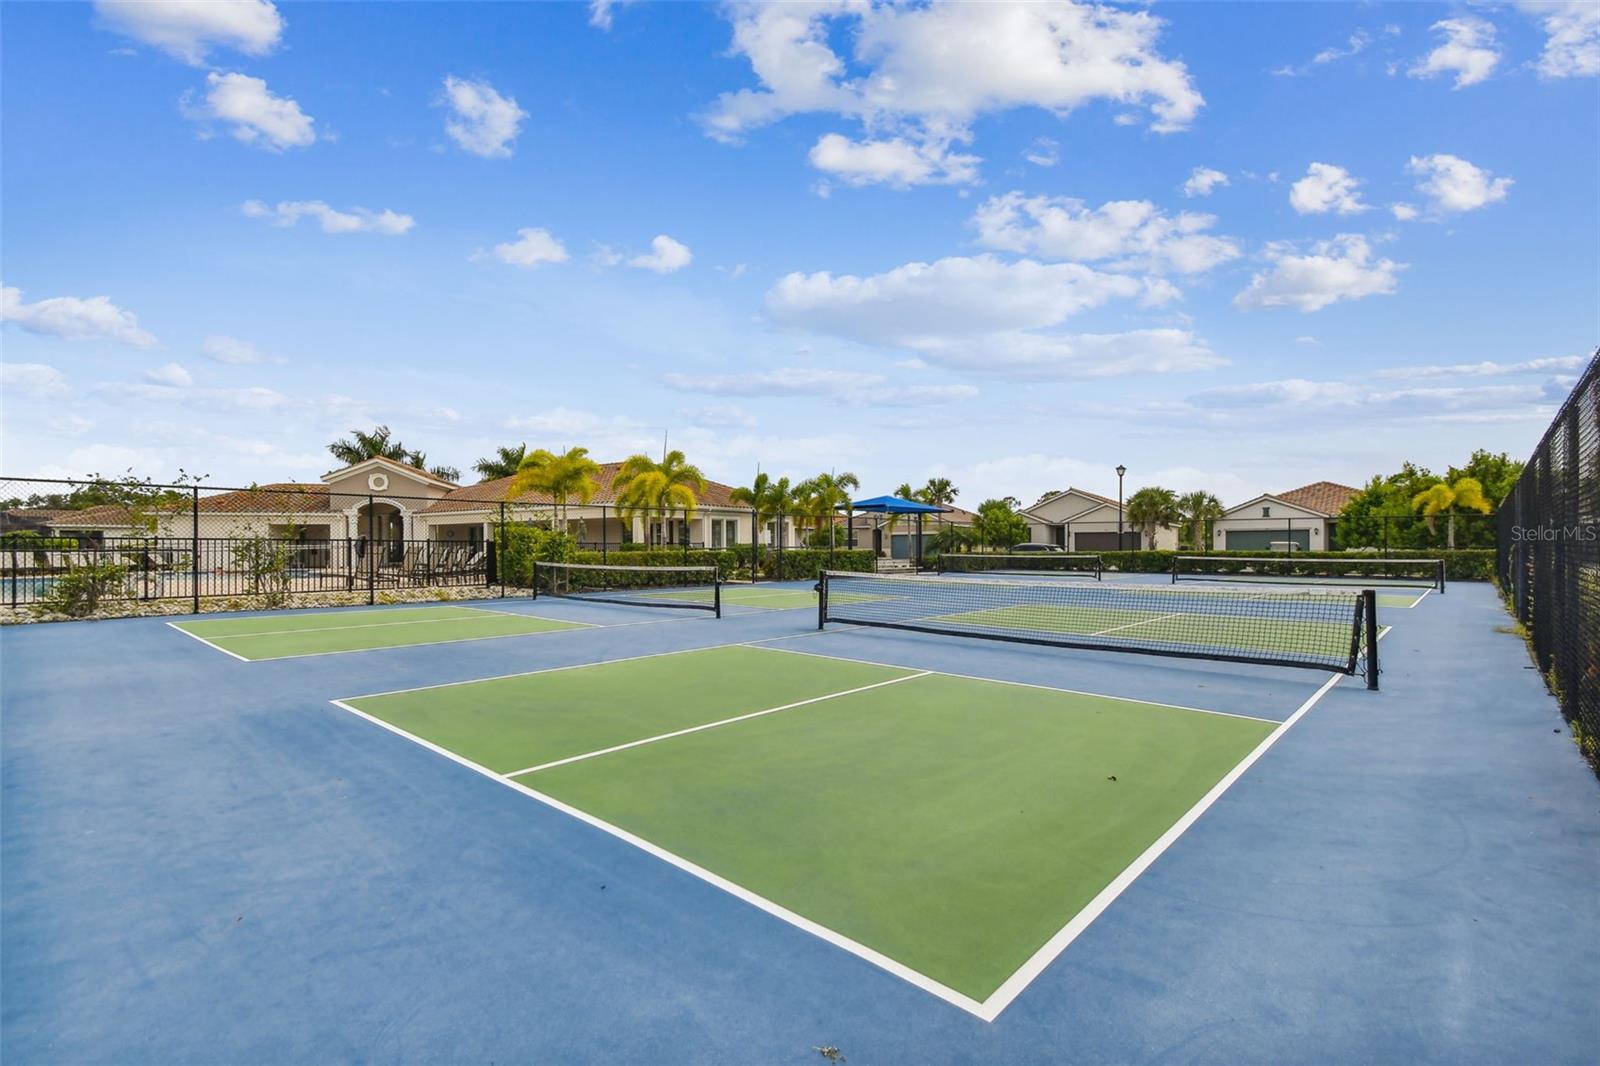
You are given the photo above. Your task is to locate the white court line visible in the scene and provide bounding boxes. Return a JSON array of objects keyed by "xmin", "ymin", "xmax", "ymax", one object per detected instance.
[
  {"xmin": 175, "ymin": 606, "xmax": 590, "ymax": 640},
  {"xmin": 330, "ymin": 629, "xmax": 1383, "ymax": 1020},
  {"xmin": 339, "ymin": 642, "xmax": 767, "ymax": 701},
  {"xmin": 1089, "ymin": 611, "xmax": 1186, "ymax": 637},
  {"xmin": 327, "ymin": 695, "xmax": 991, "ymax": 1018},
  {"xmin": 166, "ymin": 620, "xmax": 251, "ymax": 662},
  {"xmin": 504, "ymin": 671, "xmax": 930, "ymax": 778},
  {"xmin": 745, "ymin": 642, "xmax": 1282, "ymax": 725},
  {"xmin": 976, "ymin": 668, "xmax": 1347, "ymax": 1019}
]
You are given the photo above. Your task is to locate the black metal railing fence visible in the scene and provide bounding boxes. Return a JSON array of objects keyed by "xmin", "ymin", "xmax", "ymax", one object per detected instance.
[{"xmin": 1497, "ymin": 348, "xmax": 1599, "ymax": 762}]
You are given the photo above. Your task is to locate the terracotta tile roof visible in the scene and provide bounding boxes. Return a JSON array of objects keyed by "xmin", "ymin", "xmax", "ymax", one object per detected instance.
[
  {"xmin": 195, "ymin": 484, "xmax": 331, "ymax": 514},
  {"xmin": 38, "ymin": 504, "xmax": 143, "ymax": 528},
  {"xmin": 1275, "ymin": 481, "xmax": 1360, "ymax": 517},
  {"xmin": 423, "ymin": 462, "xmax": 742, "ymax": 514}
]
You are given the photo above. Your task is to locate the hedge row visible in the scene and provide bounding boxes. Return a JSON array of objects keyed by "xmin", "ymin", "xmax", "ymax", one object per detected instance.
[
  {"xmin": 495, "ymin": 526, "xmax": 875, "ymax": 584},
  {"xmin": 1055, "ymin": 548, "xmax": 1497, "ymax": 581}
]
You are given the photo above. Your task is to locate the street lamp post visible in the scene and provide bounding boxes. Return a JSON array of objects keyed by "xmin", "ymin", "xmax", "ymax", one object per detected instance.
[{"xmin": 1116, "ymin": 464, "xmax": 1127, "ymax": 550}]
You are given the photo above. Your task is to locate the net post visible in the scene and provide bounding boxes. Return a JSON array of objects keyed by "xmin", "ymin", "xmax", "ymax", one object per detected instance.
[
  {"xmin": 1170, "ymin": 553, "xmax": 1177, "ymax": 584},
  {"xmin": 191, "ymin": 486, "xmax": 201, "ymax": 614},
  {"xmin": 713, "ymin": 569, "xmax": 722, "ymax": 619},
  {"xmin": 817, "ymin": 571, "xmax": 828, "ymax": 630},
  {"xmin": 1363, "ymin": 588, "xmax": 1379, "ymax": 690},
  {"xmin": 1437, "ymin": 558, "xmax": 1446, "ymax": 594}
]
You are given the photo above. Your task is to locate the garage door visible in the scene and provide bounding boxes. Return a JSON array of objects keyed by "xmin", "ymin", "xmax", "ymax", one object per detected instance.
[
  {"xmin": 1074, "ymin": 531, "xmax": 1141, "ymax": 550},
  {"xmin": 1223, "ymin": 529, "xmax": 1311, "ymax": 551}
]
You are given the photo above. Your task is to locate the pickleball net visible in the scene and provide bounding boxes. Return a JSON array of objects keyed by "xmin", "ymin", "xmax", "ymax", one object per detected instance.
[
  {"xmin": 936, "ymin": 553, "xmax": 1103, "ymax": 580},
  {"xmin": 819, "ymin": 570, "xmax": 1378, "ymax": 685},
  {"xmin": 1172, "ymin": 555, "xmax": 1444, "ymax": 591},
  {"xmin": 533, "ymin": 561, "xmax": 721, "ymax": 616}
]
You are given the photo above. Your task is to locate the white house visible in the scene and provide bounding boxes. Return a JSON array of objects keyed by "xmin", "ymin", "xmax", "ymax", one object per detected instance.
[
  {"xmin": 1018, "ymin": 488, "xmax": 1177, "ymax": 551},
  {"xmin": 1210, "ymin": 481, "xmax": 1358, "ymax": 552}
]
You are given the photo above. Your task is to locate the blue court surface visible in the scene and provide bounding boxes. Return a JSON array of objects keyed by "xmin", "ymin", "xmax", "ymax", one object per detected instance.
[{"xmin": 2, "ymin": 579, "xmax": 1597, "ymax": 1063}]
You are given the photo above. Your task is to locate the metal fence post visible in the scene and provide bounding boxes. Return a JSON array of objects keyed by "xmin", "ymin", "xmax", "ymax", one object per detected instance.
[
  {"xmin": 367, "ymin": 493, "xmax": 376, "ymax": 605},
  {"xmin": 191, "ymin": 487, "xmax": 201, "ymax": 613}
]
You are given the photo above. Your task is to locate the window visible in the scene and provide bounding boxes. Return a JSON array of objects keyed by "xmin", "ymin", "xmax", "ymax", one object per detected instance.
[
  {"xmin": 1262, "ymin": 506, "xmax": 1271, "ymax": 517},
  {"xmin": 725, "ymin": 519, "xmax": 738, "ymax": 546},
  {"xmin": 711, "ymin": 520, "xmax": 723, "ymax": 548}
]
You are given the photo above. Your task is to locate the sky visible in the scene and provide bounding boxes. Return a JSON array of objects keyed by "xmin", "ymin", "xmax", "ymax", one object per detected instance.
[{"xmin": 1, "ymin": 0, "xmax": 1596, "ymax": 508}]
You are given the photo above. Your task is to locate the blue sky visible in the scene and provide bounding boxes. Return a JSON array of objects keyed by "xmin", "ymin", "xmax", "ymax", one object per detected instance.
[{"xmin": 2, "ymin": 0, "xmax": 1596, "ymax": 506}]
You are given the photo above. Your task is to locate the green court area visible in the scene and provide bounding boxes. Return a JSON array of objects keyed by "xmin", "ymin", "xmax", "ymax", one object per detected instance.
[
  {"xmin": 338, "ymin": 644, "xmax": 1276, "ymax": 1004},
  {"xmin": 172, "ymin": 605, "xmax": 586, "ymax": 661}
]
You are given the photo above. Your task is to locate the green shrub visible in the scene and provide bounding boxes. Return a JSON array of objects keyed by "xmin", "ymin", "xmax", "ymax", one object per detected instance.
[
  {"xmin": 230, "ymin": 537, "xmax": 296, "ymax": 607},
  {"xmin": 33, "ymin": 559, "xmax": 130, "ymax": 617},
  {"xmin": 496, "ymin": 525, "xmax": 577, "ymax": 587}
]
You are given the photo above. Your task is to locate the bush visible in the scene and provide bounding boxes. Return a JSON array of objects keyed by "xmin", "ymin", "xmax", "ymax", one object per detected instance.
[
  {"xmin": 496, "ymin": 525, "xmax": 577, "ymax": 587},
  {"xmin": 230, "ymin": 537, "xmax": 296, "ymax": 607},
  {"xmin": 1, "ymin": 532, "xmax": 78, "ymax": 550},
  {"xmin": 33, "ymin": 559, "xmax": 130, "ymax": 617}
]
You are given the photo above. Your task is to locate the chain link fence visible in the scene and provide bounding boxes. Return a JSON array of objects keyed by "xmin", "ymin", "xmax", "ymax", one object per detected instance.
[{"xmin": 1497, "ymin": 348, "xmax": 1599, "ymax": 765}]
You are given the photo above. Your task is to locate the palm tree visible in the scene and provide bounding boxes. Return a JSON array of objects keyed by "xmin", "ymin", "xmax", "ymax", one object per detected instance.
[
  {"xmin": 920, "ymin": 477, "xmax": 958, "ymax": 509},
  {"xmin": 614, "ymin": 450, "xmax": 706, "ymax": 546},
  {"xmin": 511, "ymin": 447, "xmax": 601, "ymax": 531},
  {"xmin": 327, "ymin": 425, "xmax": 458, "ymax": 482},
  {"xmin": 473, "ymin": 443, "xmax": 528, "ymax": 482},
  {"xmin": 1176, "ymin": 490, "xmax": 1224, "ymax": 551},
  {"xmin": 1411, "ymin": 477, "xmax": 1491, "ymax": 548},
  {"xmin": 731, "ymin": 471, "xmax": 780, "ymax": 548},
  {"xmin": 885, "ymin": 481, "xmax": 922, "ymax": 547},
  {"xmin": 1125, "ymin": 486, "xmax": 1180, "ymax": 549},
  {"xmin": 795, "ymin": 471, "xmax": 860, "ymax": 550}
]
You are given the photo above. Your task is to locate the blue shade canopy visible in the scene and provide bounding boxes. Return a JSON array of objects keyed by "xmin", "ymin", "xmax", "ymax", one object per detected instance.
[{"xmin": 844, "ymin": 495, "xmax": 948, "ymax": 514}]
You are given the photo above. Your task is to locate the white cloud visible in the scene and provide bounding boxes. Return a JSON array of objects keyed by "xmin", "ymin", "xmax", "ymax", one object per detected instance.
[
  {"xmin": 1289, "ymin": 163, "xmax": 1369, "ymax": 215},
  {"xmin": 907, "ymin": 328, "xmax": 1225, "ymax": 379},
  {"xmin": 1234, "ymin": 235, "xmax": 1404, "ymax": 313},
  {"xmin": 808, "ymin": 132, "xmax": 980, "ymax": 187},
  {"xmin": 97, "ymin": 381, "xmax": 291, "ymax": 411},
  {"xmin": 589, "ymin": 0, "xmax": 635, "ymax": 32},
  {"xmin": 678, "ymin": 403, "xmax": 758, "ymax": 428},
  {"xmin": 49, "ymin": 414, "xmax": 95, "ymax": 436},
  {"xmin": 703, "ymin": 1, "xmax": 1202, "ymax": 187},
  {"xmin": 1182, "ymin": 166, "xmax": 1228, "ymax": 198},
  {"xmin": 1409, "ymin": 17, "xmax": 1500, "ymax": 88},
  {"xmin": 1, "ymin": 285, "xmax": 157, "ymax": 347},
  {"xmin": 94, "ymin": 0, "xmax": 282, "ymax": 65},
  {"xmin": 1, "ymin": 362, "xmax": 68, "ymax": 398},
  {"xmin": 1515, "ymin": 1, "xmax": 1599, "ymax": 78},
  {"xmin": 491, "ymin": 228, "xmax": 569, "ymax": 268},
  {"xmin": 1406, "ymin": 153, "xmax": 1512, "ymax": 213},
  {"xmin": 1314, "ymin": 30, "xmax": 1371, "ymax": 66},
  {"xmin": 1191, "ymin": 378, "xmax": 1544, "ymax": 423},
  {"xmin": 1024, "ymin": 137, "xmax": 1059, "ymax": 168},
  {"xmin": 663, "ymin": 366, "xmax": 977, "ymax": 407},
  {"xmin": 144, "ymin": 362, "xmax": 193, "ymax": 387},
  {"xmin": 763, "ymin": 255, "xmax": 1225, "ymax": 377},
  {"xmin": 441, "ymin": 76, "xmax": 527, "ymax": 158},
  {"xmin": 768, "ymin": 254, "xmax": 1143, "ymax": 345},
  {"xmin": 240, "ymin": 199, "xmax": 414, "ymax": 234},
  {"xmin": 971, "ymin": 192, "xmax": 1241, "ymax": 275},
  {"xmin": 184, "ymin": 71, "xmax": 315, "ymax": 151},
  {"xmin": 628, "ymin": 235, "xmax": 694, "ymax": 274},
  {"xmin": 202, "ymin": 334, "xmax": 283, "ymax": 365},
  {"xmin": 1391, "ymin": 202, "xmax": 1419, "ymax": 221},
  {"xmin": 1374, "ymin": 355, "xmax": 1587, "ymax": 379}
]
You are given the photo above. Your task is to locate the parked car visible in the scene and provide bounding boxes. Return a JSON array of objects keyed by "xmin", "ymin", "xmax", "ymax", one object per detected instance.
[{"xmin": 1010, "ymin": 543, "xmax": 1064, "ymax": 553}]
